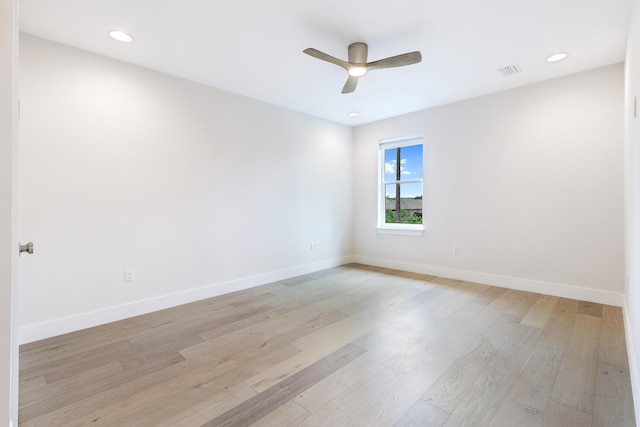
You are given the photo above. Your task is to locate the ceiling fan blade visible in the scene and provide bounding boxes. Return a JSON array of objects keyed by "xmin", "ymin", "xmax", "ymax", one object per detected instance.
[
  {"xmin": 342, "ymin": 75, "xmax": 359, "ymax": 94},
  {"xmin": 366, "ymin": 51, "xmax": 422, "ymax": 71},
  {"xmin": 303, "ymin": 48, "xmax": 350, "ymax": 70}
]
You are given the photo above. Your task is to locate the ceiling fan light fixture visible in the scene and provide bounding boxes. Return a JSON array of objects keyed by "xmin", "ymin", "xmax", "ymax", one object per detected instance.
[
  {"xmin": 546, "ymin": 52, "xmax": 568, "ymax": 63},
  {"xmin": 303, "ymin": 42, "xmax": 421, "ymax": 94},
  {"xmin": 109, "ymin": 30, "xmax": 134, "ymax": 43},
  {"xmin": 348, "ymin": 66, "xmax": 367, "ymax": 77}
]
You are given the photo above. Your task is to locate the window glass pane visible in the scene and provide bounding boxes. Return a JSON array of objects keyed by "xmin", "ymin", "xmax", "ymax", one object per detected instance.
[
  {"xmin": 383, "ymin": 144, "xmax": 423, "ymax": 183},
  {"xmin": 384, "ymin": 183, "xmax": 423, "ymax": 224},
  {"xmin": 379, "ymin": 136, "xmax": 424, "ymax": 230}
]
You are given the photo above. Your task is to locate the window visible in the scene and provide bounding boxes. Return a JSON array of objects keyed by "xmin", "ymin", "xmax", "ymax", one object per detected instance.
[{"xmin": 378, "ymin": 135, "xmax": 424, "ymax": 235}]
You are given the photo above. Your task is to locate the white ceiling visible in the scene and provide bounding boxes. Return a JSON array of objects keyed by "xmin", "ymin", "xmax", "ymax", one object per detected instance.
[{"xmin": 19, "ymin": 0, "xmax": 631, "ymax": 126}]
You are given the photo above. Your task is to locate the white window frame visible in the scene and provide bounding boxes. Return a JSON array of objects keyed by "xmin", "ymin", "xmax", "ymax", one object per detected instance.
[{"xmin": 377, "ymin": 134, "xmax": 425, "ymax": 236}]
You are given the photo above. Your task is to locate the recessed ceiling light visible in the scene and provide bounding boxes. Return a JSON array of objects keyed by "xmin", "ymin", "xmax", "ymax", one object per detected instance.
[
  {"xmin": 546, "ymin": 52, "xmax": 568, "ymax": 63},
  {"xmin": 109, "ymin": 30, "xmax": 134, "ymax": 43},
  {"xmin": 348, "ymin": 112, "xmax": 359, "ymax": 117}
]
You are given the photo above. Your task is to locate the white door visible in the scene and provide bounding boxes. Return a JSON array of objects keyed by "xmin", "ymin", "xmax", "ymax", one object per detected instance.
[{"xmin": 1, "ymin": 0, "xmax": 20, "ymax": 424}]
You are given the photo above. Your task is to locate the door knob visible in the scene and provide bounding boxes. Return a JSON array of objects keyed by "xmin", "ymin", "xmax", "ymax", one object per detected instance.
[{"xmin": 19, "ymin": 242, "xmax": 34, "ymax": 255}]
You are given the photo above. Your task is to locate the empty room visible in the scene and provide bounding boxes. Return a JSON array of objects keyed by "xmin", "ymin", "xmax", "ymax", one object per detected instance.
[{"xmin": 3, "ymin": 0, "xmax": 640, "ymax": 425}]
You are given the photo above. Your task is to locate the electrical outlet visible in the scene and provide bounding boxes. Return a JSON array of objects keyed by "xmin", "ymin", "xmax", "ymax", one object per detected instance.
[
  {"xmin": 124, "ymin": 268, "xmax": 135, "ymax": 282},
  {"xmin": 453, "ymin": 245, "xmax": 459, "ymax": 255}
]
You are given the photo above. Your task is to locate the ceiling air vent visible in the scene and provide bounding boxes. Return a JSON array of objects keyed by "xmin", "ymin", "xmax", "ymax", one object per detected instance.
[{"xmin": 498, "ymin": 64, "xmax": 523, "ymax": 77}]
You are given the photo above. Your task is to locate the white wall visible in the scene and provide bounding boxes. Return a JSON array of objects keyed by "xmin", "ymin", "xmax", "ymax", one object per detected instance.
[
  {"xmin": 0, "ymin": 0, "xmax": 19, "ymax": 424},
  {"xmin": 353, "ymin": 64, "xmax": 625, "ymax": 305},
  {"xmin": 624, "ymin": 0, "xmax": 640, "ymax": 420},
  {"xmin": 18, "ymin": 35, "xmax": 353, "ymax": 343}
]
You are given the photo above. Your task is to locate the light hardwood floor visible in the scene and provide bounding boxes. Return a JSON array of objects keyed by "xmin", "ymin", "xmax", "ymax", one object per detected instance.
[{"xmin": 19, "ymin": 264, "xmax": 636, "ymax": 426}]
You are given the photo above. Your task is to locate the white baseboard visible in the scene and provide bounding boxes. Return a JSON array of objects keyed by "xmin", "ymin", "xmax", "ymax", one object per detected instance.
[
  {"xmin": 19, "ymin": 256, "xmax": 353, "ymax": 344},
  {"xmin": 351, "ymin": 255, "xmax": 624, "ymax": 307},
  {"xmin": 622, "ymin": 299, "xmax": 640, "ymax": 424},
  {"xmin": 20, "ymin": 254, "xmax": 623, "ymax": 344}
]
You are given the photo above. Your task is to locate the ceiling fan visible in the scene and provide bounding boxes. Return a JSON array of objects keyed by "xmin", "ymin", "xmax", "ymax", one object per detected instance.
[{"xmin": 303, "ymin": 42, "xmax": 422, "ymax": 94}]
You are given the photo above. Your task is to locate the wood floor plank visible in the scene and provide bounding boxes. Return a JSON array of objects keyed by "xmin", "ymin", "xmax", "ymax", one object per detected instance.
[
  {"xmin": 429, "ymin": 280, "xmax": 491, "ymax": 319},
  {"xmin": 538, "ymin": 298, "xmax": 579, "ymax": 346},
  {"xmin": 550, "ymin": 313, "xmax": 601, "ymax": 414},
  {"xmin": 422, "ymin": 307, "xmax": 520, "ymax": 413},
  {"xmin": 243, "ymin": 349, "xmax": 331, "ymax": 394},
  {"xmin": 120, "ymin": 334, "xmax": 204, "ymax": 371},
  {"xmin": 429, "ymin": 277, "xmax": 460, "ymax": 287},
  {"xmin": 19, "ymin": 360, "xmax": 126, "ymax": 419},
  {"xmin": 316, "ymin": 284, "xmax": 450, "ymax": 357},
  {"xmin": 394, "ymin": 399, "xmax": 450, "ymax": 427},
  {"xmin": 520, "ymin": 295, "xmax": 559, "ymax": 329},
  {"xmin": 578, "ymin": 300, "xmax": 603, "ymax": 318},
  {"xmin": 238, "ymin": 306, "xmax": 381, "ymax": 393},
  {"xmin": 228, "ymin": 292, "xmax": 278, "ymax": 307},
  {"xmin": 17, "ymin": 374, "xmax": 46, "ymax": 401},
  {"xmin": 487, "ymin": 288, "xmax": 540, "ymax": 322},
  {"xmin": 592, "ymin": 362, "xmax": 636, "ymax": 427},
  {"xmin": 281, "ymin": 304, "xmax": 348, "ymax": 326},
  {"xmin": 599, "ymin": 305, "xmax": 630, "ymax": 369},
  {"xmin": 231, "ymin": 343, "xmax": 302, "ymax": 377},
  {"xmin": 201, "ymin": 343, "xmax": 365, "ymax": 427},
  {"xmin": 248, "ymin": 309, "xmax": 349, "ymax": 355},
  {"xmin": 247, "ymin": 400, "xmax": 311, "ymax": 427},
  {"xmin": 298, "ymin": 364, "xmax": 405, "ymax": 427},
  {"xmin": 488, "ymin": 332, "xmax": 563, "ymax": 425},
  {"xmin": 289, "ymin": 308, "xmax": 381, "ymax": 355},
  {"xmin": 127, "ymin": 303, "xmax": 273, "ymax": 346},
  {"xmin": 179, "ymin": 316, "xmax": 301, "ymax": 366},
  {"xmin": 442, "ymin": 324, "xmax": 541, "ymax": 426},
  {"xmin": 422, "ymin": 337, "xmax": 496, "ymax": 413},
  {"xmin": 337, "ymin": 281, "xmax": 431, "ymax": 317},
  {"xmin": 19, "ymin": 339, "xmax": 135, "ymax": 385},
  {"xmin": 20, "ymin": 352, "xmax": 186, "ymax": 424},
  {"xmin": 353, "ymin": 346, "xmax": 459, "ymax": 426},
  {"xmin": 285, "ymin": 272, "xmax": 378, "ymax": 307},
  {"xmin": 430, "ymin": 300, "xmax": 509, "ymax": 355},
  {"xmin": 21, "ymin": 352, "xmax": 233, "ymax": 426},
  {"xmin": 293, "ymin": 339, "xmax": 407, "ymax": 413},
  {"xmin": 155, "ymin": 382, "xmax": 257, "ymax": 427},
  {"xmin": 19, "ymin": 291, "xmax": 245, "ymax": 367},
  {"xmin": 195, "ymin": 304, "xmax": 296, "ymax": 342},
  {"xmin": 19, "ymin": 324, "xmax": 147, "ymax": 373},
  {"xmin": 383, "ymin": 335, "xmax": 439, "ymax": 374},
  {"xmin": 488, "ymin": 296, "xmax": 577, "ymax": 426},
  {"xmin": 470, "ymin": 285, "xmax": 507, "ymax": 306},
  {"xmin": 69, "ymin": 358, "xmax": 243, "ymax": 426},
  {"xmin": 542, "ymin": 400, "xmax": 592, "ymax": 426}
]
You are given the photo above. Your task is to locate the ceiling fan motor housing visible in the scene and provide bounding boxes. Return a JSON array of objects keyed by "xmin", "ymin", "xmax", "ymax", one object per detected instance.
[{"xmin": 348, "ymin": 42, "xmax": 368, "ymax": 64}]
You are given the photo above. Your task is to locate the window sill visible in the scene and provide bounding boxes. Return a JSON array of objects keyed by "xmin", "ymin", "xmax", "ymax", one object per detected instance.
[{"xmin": 376, "ymin": 224, "xmax": 425, "ymax": 236}]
